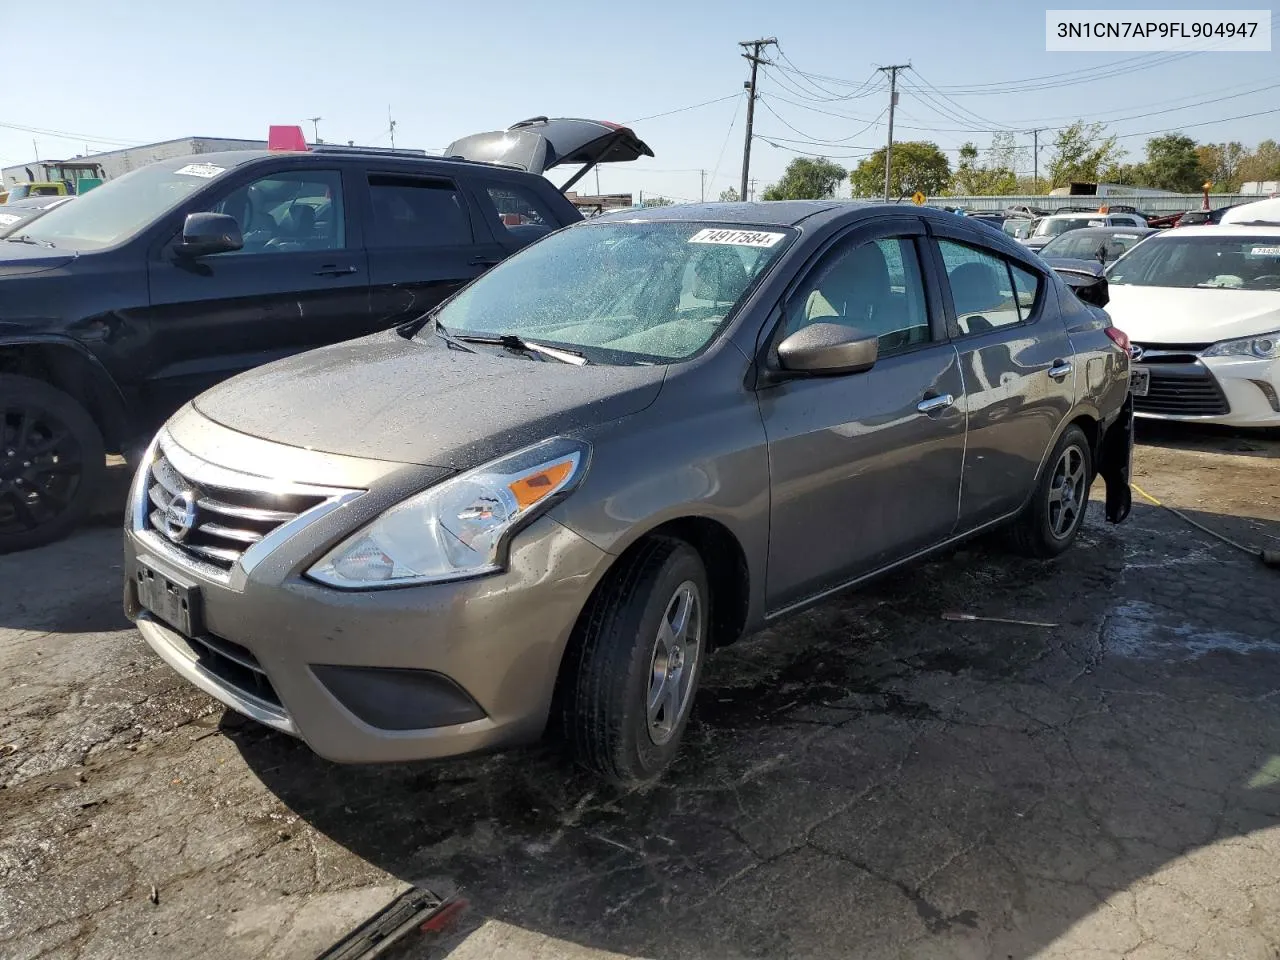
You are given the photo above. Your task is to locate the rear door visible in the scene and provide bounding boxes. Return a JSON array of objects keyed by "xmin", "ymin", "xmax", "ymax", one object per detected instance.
[
  {"xmin": 361, "ymin": 168, "xmax": 506, "ymax": 327},
  {"xmin": 925, "ymin": 222, "xmax": 1076, "ymax": 530},
  {"xmin": 759, "ymin": 216, "xmax": 967, "ymax": 611},
  {"xmin": 466, "ymin": 174, "xmax": 579, "ymax": 255},
  {"xmin": 142, "ymin": 161, "xmax": 370, "ymax": 421}
]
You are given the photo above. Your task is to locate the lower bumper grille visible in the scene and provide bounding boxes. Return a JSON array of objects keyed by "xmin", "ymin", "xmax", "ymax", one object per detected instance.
[
  {"xmin": 175, "ymin": 629, "xmax": 282, "ymax": 709},
  {"xmin": 1135, "ymin": 368, "xmax": 1230, "ymax": 417}
]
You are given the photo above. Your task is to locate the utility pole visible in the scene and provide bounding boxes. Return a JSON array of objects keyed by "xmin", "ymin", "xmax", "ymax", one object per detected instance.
[
  {"xmin": 32, "ymin": 139, "xmax": 39, "ymax": 162},
  {"xmin": 878, "ymin": 63, "xmax": 910, "ymax": 201},
  {"xmin": 307, "ymin": 116, "xmax": 323, "ymax": 144},
  {"xmin": 739, "ymin": 37, "xmax": 776, "ymax": 204},
  {"xmin": 749, "ymin": 178, "xmax": 758, "ymax": 201},
  {"xmin": 700, "ymin": 169, "xmax": 706, "ymax": 203},
  {"xmin": 388, "ymin": 107, "xmax": 396, "ymax": 150},
  {"xmin": 1030, "ymin": 128, "xmax": 1045, "ymax": 193}
]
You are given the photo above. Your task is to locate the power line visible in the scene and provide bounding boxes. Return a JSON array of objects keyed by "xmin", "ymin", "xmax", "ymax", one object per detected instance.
[
  {"xmin": 772, "ymin": 47, "xmax": 883, "ymax": 102},
  {"xmin": 0, "ymin": 119, "xmax": 142, "ymax": 148},
  {"xmin": 757, "ymin": 97, "xmax": 886, "ymax": 145},
  {"xmin": 902, "ymin": 67, "xmax": 1016, "ymax": 132},
  {"xmin": 623, "ymin": 93, "xmax": 741, "ymax": 125},
  {"xmin": 756, "ymin": 137, "xmax": 876, "ymax": 160},
  {"xmin": 709, "ymin": 92, "xmax": 746, "ymax": 196}
]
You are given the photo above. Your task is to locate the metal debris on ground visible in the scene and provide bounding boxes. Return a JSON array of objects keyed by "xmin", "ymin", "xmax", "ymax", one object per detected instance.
[
  {"xmin": 313, "ymin": 887, "xmax": 456, "ymax": 960},
  {"xmin": 149, "ymin": 885, "xmax": 159, "ymax": 905},
  {"xmin": 942, "ymin": 611, "xmax": 1058, "ymax": 628}
]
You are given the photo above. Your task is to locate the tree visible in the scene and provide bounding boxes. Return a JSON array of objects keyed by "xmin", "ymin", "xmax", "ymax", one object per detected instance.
[
  {"xmin": 1143, "ymin": 134, "xmax": 1202, "ymax": 192},
  {"xmin": 849, "ymin": 141, "xmax": 951, "ymax": 198},
  {"xmin": 1048, "ymin": 121, "xmax": 1124, "ymax": 187},
  {"xmin": 1197, "ymin": 142, "xmax": 1246, "ymax": 191},
  {"xmin": 640, "ymin": 195, "xmax": 674, "ymax": 208},
  {"xmin": 950, "ymin": 133, "xmax": 1018, "ymax": 195},
  {"xmin": 1237, "ymin": 140, "xmax": 1280, "ymax": 187},
  {"xmin": 1101, "ymin": 162, "xmax": 1150, "ymax": 187},
  {"xmin": 718, "ymin": 187, "xmax": 740, "ymax": 202},
  {"xmin": 759, "ymin": 158, "xmax": 847, "ymax": 201}
]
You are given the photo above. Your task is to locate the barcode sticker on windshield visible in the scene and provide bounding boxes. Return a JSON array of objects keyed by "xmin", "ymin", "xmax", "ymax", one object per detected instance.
[
  {"xmin": 1115, "ymin": 233, "xmax": 1138, "ymax": 239},
  {"xmin": 174, "ymin": 163, "xmax": 225, "ymax": 179},
  {"xmin": 0, "ymin": 214, "xmax": 20, "ymax": 226},
  {"xmin": 688, "ymin": 228, "xmax": 785, "ymax": 247},
  {"xmin": 1249, "ymin": 246, "xmax": 1280, "ymax": 256}
]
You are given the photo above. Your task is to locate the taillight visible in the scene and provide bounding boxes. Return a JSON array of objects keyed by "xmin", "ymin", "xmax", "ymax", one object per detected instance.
[{"xmin": 1104, "ymin": 327, "xmax": 1131, "ymax": 352}]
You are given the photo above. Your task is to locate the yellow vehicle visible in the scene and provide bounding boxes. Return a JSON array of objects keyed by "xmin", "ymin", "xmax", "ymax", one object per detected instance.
[{"xmin": 0, "ymin": 181, "xmax": 68, "ymax": 204}]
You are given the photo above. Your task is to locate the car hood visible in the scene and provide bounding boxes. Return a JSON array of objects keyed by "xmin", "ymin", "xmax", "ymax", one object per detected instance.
[
  {"xmin": 1104, "ymin": 285, "xmax": 1280, "ymax": 343},
  {"xmin": 192, "ymin": 330, "xmax": 667, "ymax": 470},
  {"xmin": 0, "ymin": 241, "xmax": 77, "ymax": 277}
]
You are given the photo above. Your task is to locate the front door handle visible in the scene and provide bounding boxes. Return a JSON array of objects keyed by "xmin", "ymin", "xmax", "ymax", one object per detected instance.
[
  {"xmin": 917, "ymin": 393, "xmax": 955, "ymax": 415},
  {"xmin": 314, "ymin": 265, "xmax": 358, "ymax": 277},
  {"xmin": 469, "ymin": 256, "xmax": 501, "ymax": 267},
  {"xmin": 1048, "ymin": 360, "xmax": 1073, "ymax": 381}
]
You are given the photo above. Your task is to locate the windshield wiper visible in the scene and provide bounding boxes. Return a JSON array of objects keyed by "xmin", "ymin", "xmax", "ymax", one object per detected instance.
[
  {"xmin": 449, "ymin": 332, "xmax": 588, "ymax": 366},
  {"xmin": 4, "ymin": 234, "xmax": 55, "ymax": 248}
]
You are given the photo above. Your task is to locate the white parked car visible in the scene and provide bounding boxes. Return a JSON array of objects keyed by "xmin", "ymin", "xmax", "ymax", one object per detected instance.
[
  {"xmin": 1103, "ymin": 225, "xmax": 1280, "ymax": 427},
  {"xmin": 1023, "ymin": 212, "xmax": 1148, "ymax": 252}
]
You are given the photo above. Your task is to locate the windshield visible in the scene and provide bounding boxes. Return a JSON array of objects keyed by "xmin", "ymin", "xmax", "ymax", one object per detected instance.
[
  {"xmin": 1033, "ymin": 216, "xmax": 1104, "ymax": 239},
  {"xmin": 13, "ymin": 161, "xmax": 226, "ymax": 250},
  {"xmin": 1041, "ymin": 231, "xmax": 1146, "ymax": 261},
  {"xmin": 429, "ymin": 221, "xmax": 793, "ymax": 365},
  {"xmin": 1107, "ymin": 236, "xmax": 1280, "ymax": 291}
]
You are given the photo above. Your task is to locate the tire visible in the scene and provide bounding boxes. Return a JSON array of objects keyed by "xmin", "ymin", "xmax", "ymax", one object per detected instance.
[
  {"xmin": 559, "ymin": 537, "xmax": 709, "ymax": 786},
  {"xmin": 0, "ymin": 375, "xmax": 106, "ymax": 554},
  {"xmin": 1009, "ymin": 424, "xmax": 1093, "ymax": 559}
]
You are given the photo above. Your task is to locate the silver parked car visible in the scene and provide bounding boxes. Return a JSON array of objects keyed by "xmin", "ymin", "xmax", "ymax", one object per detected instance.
[{"xmin": 124, "ymin": 202, "xmax": 1135, "ymax": 784}]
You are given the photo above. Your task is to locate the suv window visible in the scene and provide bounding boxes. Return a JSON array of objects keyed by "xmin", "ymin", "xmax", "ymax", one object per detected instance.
[
  {"xmin": 367, "ymin": 174, "xmax": 472, "ymax": 248},
  {"xmin": 785, "ymin": 236, "xmax": 931, "ymax": 357},
  {"xmin": 938, "ymin": 239, "xmax": 1029, "ymax": 334},
  {"xmin": 210, "ymin": 170, "xmax": 344, "ymax": 254},
  {"xmin": 483, "ymin": 182, "xmax": 558, "ymax": 244}
]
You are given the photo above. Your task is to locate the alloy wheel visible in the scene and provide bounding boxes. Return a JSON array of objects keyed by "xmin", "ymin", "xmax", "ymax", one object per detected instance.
[
  {"xmin": 646, "ymin": 580, "xmax": 703, "ymax": 746},
  {"xmin": 1047, "ymin": 443, "xmax": 1087, "ymax": 540},
  {"xmin": 0, "ymin": 404, "xmax": 84, "ymax": 536}
]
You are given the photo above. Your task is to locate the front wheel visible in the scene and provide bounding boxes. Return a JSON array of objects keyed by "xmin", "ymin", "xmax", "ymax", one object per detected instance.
[
  {"xmin": 559, "ymin": 538, "xmax": 709, "ymax": 786},
  {"xmin": 0, "ymin": 375, "xmax": 106, "ymax": 554},
  {"xmin": 1009, "ymin": 424, "xmax": 1093, "ymax": 559}
]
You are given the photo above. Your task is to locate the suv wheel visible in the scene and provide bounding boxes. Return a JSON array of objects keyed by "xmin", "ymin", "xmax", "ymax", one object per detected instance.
[
  {"xmin": 0, "ymin": 375, "xmax": 106, "ymax": 554},
  {"xmin": 559, "ymin": 537, "xmax": 708, "ymax": 786},
  {"xmin": 1010, "ymin": 423, "xmax": 1093, "ymax": 558}
]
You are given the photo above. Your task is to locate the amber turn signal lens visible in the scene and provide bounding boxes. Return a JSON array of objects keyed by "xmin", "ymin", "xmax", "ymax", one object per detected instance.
[{"xmin": 508, "ymin": 460, "xmax": 575, "ymax": 510}]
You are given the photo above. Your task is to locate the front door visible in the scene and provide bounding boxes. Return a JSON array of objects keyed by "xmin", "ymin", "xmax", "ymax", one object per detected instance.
[
  {"xmin": 926, "ymin": 229, "xmax": 1076, "ymax": 528},
  {"xmin": 143, "ymin": 165, "xmax": 370, "ymax": 423},
  {"xmin": 758, "ymin": 219, "xmax": 967, "ymax": 612}
]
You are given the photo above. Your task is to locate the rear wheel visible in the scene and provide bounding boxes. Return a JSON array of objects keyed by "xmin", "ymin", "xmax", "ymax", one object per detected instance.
[
  {"xmin": 1009, "ymin": 424, "xmax": 1092, "ymax": 558},
  {"xmin": 0, "ymin": 375, "xmax": 105, "ymax": 554},
  {"xmin": 559, "ymin": 538, "xmax": 708, "ymax": 786}
]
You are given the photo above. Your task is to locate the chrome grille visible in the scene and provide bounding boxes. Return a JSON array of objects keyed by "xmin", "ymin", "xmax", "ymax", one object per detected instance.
[{"xmin": 144, "ymin": 449, "xmax": 329, "ymax": 571}]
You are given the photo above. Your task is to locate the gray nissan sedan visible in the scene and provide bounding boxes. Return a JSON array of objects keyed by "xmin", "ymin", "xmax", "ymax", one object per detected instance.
[{"xmin": 124, "ymin": 201, "xmax": 1134, "ymax": 784}]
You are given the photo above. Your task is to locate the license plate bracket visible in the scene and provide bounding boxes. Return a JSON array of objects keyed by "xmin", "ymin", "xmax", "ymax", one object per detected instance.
[
  {"xmin": 136, "ymin": 560, "xmax": 203, "ymax": 637},
  {"xmin": 1129, "ymin": 367, "xmax": 1150, "ymax": 397}
]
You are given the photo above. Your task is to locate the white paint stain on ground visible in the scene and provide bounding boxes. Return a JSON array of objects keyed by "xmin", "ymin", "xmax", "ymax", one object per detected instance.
[{"xmin": 1105, "ymin": 600, "xmax": 1280, "ymax": 660}]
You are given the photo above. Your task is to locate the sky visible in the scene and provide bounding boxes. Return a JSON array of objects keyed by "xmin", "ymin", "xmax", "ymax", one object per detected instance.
[{"xmin": 1, "ymin": 0, "xmax": 1276, "ymax": 202}]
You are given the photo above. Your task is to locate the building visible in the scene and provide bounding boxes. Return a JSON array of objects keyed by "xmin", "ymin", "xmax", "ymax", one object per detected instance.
[
  {"xmin": 564, "ymin": 191, "xmax": 634, "ymax": 217},
  {"xmin": 2, "ymin": 135, "xmax": 422, "ymax": 189}
]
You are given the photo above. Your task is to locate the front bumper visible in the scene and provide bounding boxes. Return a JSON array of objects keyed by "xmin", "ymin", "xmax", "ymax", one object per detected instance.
[
  {"xmin": 123, "ymin": 427, "xmax": 612, "ymax": 764},
  {"xmin": 1135, "ymin": 355, "xmax": 1280, "ymax": 428}
]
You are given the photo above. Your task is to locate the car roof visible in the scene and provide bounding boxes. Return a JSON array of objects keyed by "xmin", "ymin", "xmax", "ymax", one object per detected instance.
[
  {"xmin": 146, "ymin": 149, "xmax": 547, "ymax": 178},
  {"xmin": 1047, "ymin": 226, "xmax": 1154, "ymax": 237},
  {"xmin": 1156, "ymin": 224, "xmax": 1280, "ymax": 238}
]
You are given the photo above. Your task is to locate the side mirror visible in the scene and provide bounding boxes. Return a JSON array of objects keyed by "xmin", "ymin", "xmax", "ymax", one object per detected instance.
[
  {"xmin": 777, "ymin": 322, "xmax": 879, "ymax": 376},
  {"xmin": 175, "ymin": 212, "xmax": 243, "ymax": 258}
]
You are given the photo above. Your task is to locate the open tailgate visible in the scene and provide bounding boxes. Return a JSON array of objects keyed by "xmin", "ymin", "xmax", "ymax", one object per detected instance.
[{"xmin": 444, "ymin": 117, "xmax": 653, "ymax": 192}]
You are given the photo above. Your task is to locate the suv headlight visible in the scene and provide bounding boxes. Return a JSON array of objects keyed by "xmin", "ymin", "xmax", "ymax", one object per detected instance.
[
  {"xmin": 1201, "ymin": 331, "xmax": 1280, "ymax": 360},
  {"xmin": 308, "ymin": 438, "xmax": 589, "ymax": 589}
]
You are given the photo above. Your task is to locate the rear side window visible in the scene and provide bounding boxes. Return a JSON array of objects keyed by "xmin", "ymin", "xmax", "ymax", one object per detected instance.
[
  {"xmin": 1009, "ymin": 262, "xmax": 1041, "ymax": 318},
  {"xmin": 483, "ymin": 182, "xmax": 559, "ymax": 243},
  {"xmin": 367, "ymin": 174, "xmax": 472, "ymax": 248},
  {"xmin": 938, "ymin": 239, "xmax": 1027, "ymax": 335}
]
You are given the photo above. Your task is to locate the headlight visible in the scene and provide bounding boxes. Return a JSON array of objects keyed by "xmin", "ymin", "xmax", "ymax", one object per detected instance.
[
  {"xmin": 308, "ymin": 437, "xmax": 589, "ymax": 589},
  {"xmin": 1202, "ymin": 331, "xmax": 1280, "ymax": 360}
]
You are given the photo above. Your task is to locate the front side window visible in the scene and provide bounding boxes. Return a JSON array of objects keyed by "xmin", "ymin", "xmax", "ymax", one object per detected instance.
[
  {"xmin": 1107, "ymin": 236, "xmax": 1280, "ymax": 291},
  {"xmin": 430, "ymin": 221, "xmax": 792, "ymax": 365},
  {"xmin": 938, "ymin": 239, "xmax": 1025, "ymax": 334},
  {"xmin": 210, "ymin": 170, "xmax": 344, "ymax": 254},
  {"xmin": 784, "ymin": 237, "xmax": 931, "ymax": 357},
  {"xmin": 368, "ymin": 175, "xmax": 471, "ymax": 248}
]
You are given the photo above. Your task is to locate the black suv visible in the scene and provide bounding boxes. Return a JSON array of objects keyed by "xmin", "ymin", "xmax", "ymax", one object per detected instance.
[{"xmin": 0, "ymin": 118, "xmax": 652, "ymax": 552}]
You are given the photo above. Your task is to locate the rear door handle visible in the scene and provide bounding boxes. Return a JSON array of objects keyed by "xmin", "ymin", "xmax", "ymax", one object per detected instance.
[
  {"xmin": 1048, "ymin": 360, "xmax": 1073, "ymax": 380},
  {"xmin": 917, "ymin": 393, "xmax": 955, "ymax": 415},
  {"xmin": 314, "ymin": 265, "xmax": 358, "ymax": 277},
  {"xmin": 469, "ymin": 256, "xmax": 501, "ymax": 267}
]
